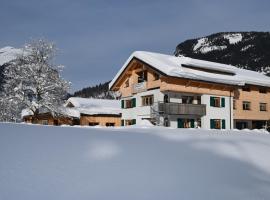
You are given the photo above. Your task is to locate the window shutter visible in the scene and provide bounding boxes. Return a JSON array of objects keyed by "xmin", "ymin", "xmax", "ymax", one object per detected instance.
[
  {"xmin": 132, "ymin": 98, "xmax": 136, "ymax": 107},
  {"xmin": 121, "ymin": 120, "xmax": 124, "ymax": 126},
  {"xmin": 221, "ymin": 98, "xmax": 225, "ymax": 107},
  {"xmin": 222, "ymin": 119, "xmax": 226, "ymax": 129},
  {"xmin": 210, "ymin": 97, "xmax": 214, "ymax": 107},
  {"xmin": 210, "ymin": 119, "xmax": 215, "ymax": 129},
  {"xmin": 132, "ymin": 119, "xmax": 136, "ymax": 125},
  {"xmin": 121, "ymin": 100, "xmax": 124, "ymax": 109},
  {"xmin": 177, "ymin": 118, "xmax": 183, "ymax": 128},
  {"xmin": 190, "ymin": 119, "xmax": 195, "ymax": 128}
]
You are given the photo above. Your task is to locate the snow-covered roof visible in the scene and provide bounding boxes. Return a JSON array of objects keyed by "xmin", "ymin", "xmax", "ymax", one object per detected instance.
[
  {"xmin": 21, "ymin": 98, "xmax": 121, "ymax": 119},
  {"xmin": 109, "ymin": 51, "xmax": 270, "ymax": 89},
  {"xmin": 65, "ymin": 97, "xmax": 121, "ymax": 116},
  {"xmin": 0, "ymin": 46, "xmax": 22, "ymax": 66},
  {"xmin": 21, "ymin": 107, "xmax": 80, "ymax": 119}
]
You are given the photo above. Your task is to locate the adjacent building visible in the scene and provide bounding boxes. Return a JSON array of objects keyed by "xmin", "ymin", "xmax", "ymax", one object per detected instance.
[
  {"xmin": 109, "ymin": 51, "xmax": 270, "ymax": 130},
  {"xmin": 22, "ymin": 97, "xmax": 122, "ymax": 127}
]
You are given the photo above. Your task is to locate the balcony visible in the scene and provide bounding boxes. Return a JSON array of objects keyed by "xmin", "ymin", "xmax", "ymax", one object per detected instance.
[
  {"xmin": 157, "ymin": 102, "xmax": 206, "ymax": 116},
  {"xmin": 132, "ymin": 82, "xmax": 147, "ymax": 93}
]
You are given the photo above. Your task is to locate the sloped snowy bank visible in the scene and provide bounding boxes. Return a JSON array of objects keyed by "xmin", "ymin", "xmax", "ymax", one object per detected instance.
[{"xmin": 0, "ymin": 123, "xmax": 270, "ymax": 200}]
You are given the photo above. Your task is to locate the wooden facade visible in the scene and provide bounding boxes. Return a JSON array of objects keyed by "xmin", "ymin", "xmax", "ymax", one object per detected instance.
[
  {"xmin": 80, "ymin": 114, "xmax": 121, "ymax": 127},
  {"xmin": 23, "ymin": 113, "xmax": 121, "ymax": 127},
  {"xmin": 23, "ymin": 113, "xmax": 79, "ymax": 126},
  {"xmin": 112, "ymin": 58, "xmax": 234, "ymax": 98}
]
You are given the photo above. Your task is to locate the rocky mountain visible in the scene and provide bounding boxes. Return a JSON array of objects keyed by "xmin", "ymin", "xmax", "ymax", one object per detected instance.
[
  {"xmin": 73, "ymin": 81, "xmax": 116, "ymax": 99},
  {"xmin": 174, "ymin": 32, "xmax": 270, "ymax": 74}
]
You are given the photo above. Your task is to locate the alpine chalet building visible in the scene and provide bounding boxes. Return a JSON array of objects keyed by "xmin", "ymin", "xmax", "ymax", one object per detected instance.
[{"xmin": 109, "ymin": 51, "xmax": 270, "ymax": 130}]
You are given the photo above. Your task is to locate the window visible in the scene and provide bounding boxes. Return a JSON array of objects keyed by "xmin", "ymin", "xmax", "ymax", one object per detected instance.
[
  {"xmin": 126, "ymin": 99, "xmax": 132, "ymax": 108},
  {"xmin": 182, "ymin": 96, "xmax": 194, "ymax": 104},
  {"xmin": 42, "ymin": 120, "xmax": 48, "ymax": 125},
  {"xmin": 106, "ymin": 123, "xmax": 115, "ymax": 127},
  {"xmin": 89, "ymin": 122, "xmax": 99, "ymax": 126},
  {"xmin": 210, "ymin": 96, "xmax": 225, "ymax": 107},
  {"xmin": 122, "ymin": 98, "xmax": 136, "ymax": 109},
  {"xmin": 142, "ymin": 95, "xmax": 154, "ymax": 106},
  {"xmin": 259, "ymin": 88, "xmax": 267, "ymax": 93},
  {"xmin": 153, "ymin": 73, "xmax": 160, "ymax": 81},
  {"xmin": 243, "ymin": 101, "xmax": 251, "ymax": 110},
  {"xmin": 137, "ymin": 71, "xmax": 147, "ymax": 83},
  {"xmin": 164, "ymin": 94, "xmax": 169, "ymax": 103},
  {"xmin": 178, "ymin": 118, "xmax": 195, "ymax": 128},
  {"xmin": 124, "ymin": 79, "xmax": 129, "ymax": 88},
  {"xmin": 242, "ymin": 86, "xmax": 250, "ymax": 92},
  {"xmin": 260, "ymin": 103, "xmax": 267, "ymax": 111},
  {"xmin": 125, "ymin": 119, "xmax": 136, "ymax": 126},
  {"xmin": 210, "ymin": 119, "xmax": 225, "ymax": 129}
]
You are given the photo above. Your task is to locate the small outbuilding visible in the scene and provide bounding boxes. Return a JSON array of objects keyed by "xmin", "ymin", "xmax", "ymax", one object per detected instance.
[
  {"xmin": 65, "ymin": 97, "xmax": 122, "ymax": 127},
  {"xmin": 22, "ymin": 97, "xmax": 122, "ymax": 127}
]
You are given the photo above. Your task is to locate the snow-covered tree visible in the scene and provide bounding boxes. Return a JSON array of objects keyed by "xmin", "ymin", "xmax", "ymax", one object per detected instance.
[{"xmin": 0, "ymin": 39, "xmax": 70, "ymax": 122}]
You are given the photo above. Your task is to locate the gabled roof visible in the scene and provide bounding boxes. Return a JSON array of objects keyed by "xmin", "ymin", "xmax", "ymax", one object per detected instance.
[
  {"xmin": 65, "ymin": 97, "xmax": 121, "ymax": 116},
  {"xmin": 109, "ymin": 51, "xmax": 270, "ymax": 89}
]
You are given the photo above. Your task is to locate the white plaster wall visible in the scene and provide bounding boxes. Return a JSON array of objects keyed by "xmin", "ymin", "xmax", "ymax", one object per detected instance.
[
  {"xmin": 201, "ymin": 94, "xmax": 233, "ymax": 130},
  {"xmin": 121, "ymin": 89, "xmax": 164, "ymax": 124}
]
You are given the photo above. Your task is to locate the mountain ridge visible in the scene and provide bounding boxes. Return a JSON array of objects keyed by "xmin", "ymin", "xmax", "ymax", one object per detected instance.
[{"xmin": 174, "ymin": 31, "xmax": 270, "ymax": 74}]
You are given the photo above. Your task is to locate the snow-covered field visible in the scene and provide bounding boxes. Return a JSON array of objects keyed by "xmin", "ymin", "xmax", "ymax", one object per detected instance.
[{"xmin": 0, "ymin": 123, "xmax": 270, "ymax": 200}]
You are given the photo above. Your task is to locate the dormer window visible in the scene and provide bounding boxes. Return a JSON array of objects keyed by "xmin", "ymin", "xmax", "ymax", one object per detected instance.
[{"xmin": 137, "ymin": 71, "xmax": 147, "ymax": 83}]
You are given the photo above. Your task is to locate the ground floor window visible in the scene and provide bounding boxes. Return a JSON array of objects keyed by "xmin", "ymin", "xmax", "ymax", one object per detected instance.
[
  {"xmin": 125, "ymin": 119, "xmax": 136, "ymax": 126},
  {"xmin": 89, "ymin": 122, "xmax": 99, "ymax": 126},
  {"xmin": 177, "ymin": 118, "xmax": 196, "ymax": 128},
  {"xmin": 106, "ymin": 123, "xmax": 115, "ymax": 127},
  {"xmin": 210, "ymin": 119, "xmax": 225, "ymax": 129},
  {"xmin": 54, "ymin": 120, "xmax": 59, "ymax": 126},
  {"xmin": 236, "ymin": 121, "xmax": 248, "ymax": 129},
  {"xmin": 42, "ymin": 120, "xmax": 48, "ymax": 125}
]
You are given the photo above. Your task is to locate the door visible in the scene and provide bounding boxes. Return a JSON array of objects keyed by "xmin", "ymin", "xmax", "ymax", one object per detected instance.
[{"xmin": 177, "ymin": 118, "xmax": 184, "ymax": 128}]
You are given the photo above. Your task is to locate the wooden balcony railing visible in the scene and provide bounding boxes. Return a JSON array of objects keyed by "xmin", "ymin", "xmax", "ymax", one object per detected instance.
[{"xmin": 157, "ymin": 102, "xmax": 206, "ymax": 116}]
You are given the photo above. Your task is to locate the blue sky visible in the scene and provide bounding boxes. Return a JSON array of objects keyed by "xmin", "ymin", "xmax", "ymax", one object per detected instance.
[{"xmin": 1, "ymin": 0, "xmax": 270, "ymax": 92}]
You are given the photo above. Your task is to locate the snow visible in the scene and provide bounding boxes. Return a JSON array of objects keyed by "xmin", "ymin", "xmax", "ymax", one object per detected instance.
[
  {"xmin": 193, "ymin": 38, "xmax": 227, "ymax": 53},
  {"xmin": 241, "ymin": 44, "xmax": 253, "ymax": 51},
  {"xmin": 21, "ymin": 97, "xmax": 121, "ymax": 119},
  {"xmin": 193, "ymin": 38, "xmax": 208, "ymax": 51},
  {"xmin": 0, "ymin": 122, "xmax": 270, "ymax": 200},
  {"xmin": 200, "ymin": 45, "xmax": 227, "ymax": 53},
  {"xmin": 109, "ymin": 51, "xmax": 270, "ymax": 89},
  {"xmin": 0, "ymin": 46, "xmax": 22, "ymax": 66},
  {"xmin": 224, "ymin": 33, "xmax": 243, "ymax": 44},
  {"xmin": 65, "ymin": 97, "xmax": 121, "ymax": 115}
]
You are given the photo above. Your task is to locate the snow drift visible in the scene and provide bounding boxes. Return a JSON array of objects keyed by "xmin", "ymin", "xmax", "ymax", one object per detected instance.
[{"xmin": 0, "ymin": 123, "xmax": 270, "ymax": 200}]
